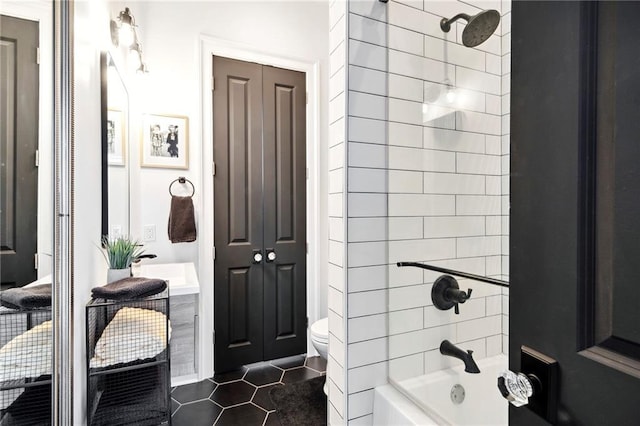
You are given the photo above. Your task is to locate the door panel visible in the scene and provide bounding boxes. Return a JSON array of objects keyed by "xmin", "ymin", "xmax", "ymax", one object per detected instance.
[
  {"xmin": 275, "ymin": 84, "xmax": 294, "ymax": 242},
  {"xmin": 214, "ymin": 57, "xmax": 264, "ymax": 371},
  {"xmin": 262, "ymin": 65, "xmax": 307, "ymax": 359},
  {"xmin": 228, "ymin": 267, "xmax": 251, "ymax": 346},
  {"xmin": 228, "ymin": 77, "xmax": 251, "ymax": 244},
  {"xmin": 597, "ymin": 2, "xmax": 640, "ymax": 346},
  {"xmin": 511, "ymin": 2, "xmax": 640, "ymax": 424},
  {"xmin": 1, "ymin": 38, "xmax": 17, "ymax": 251},
  {"xmin": 275, "ymin": 264, "xmax": 295, "ymax": 338},
  {"xmin": 0, "ymin": 15, "xmax": 39, "ymax": 289}
]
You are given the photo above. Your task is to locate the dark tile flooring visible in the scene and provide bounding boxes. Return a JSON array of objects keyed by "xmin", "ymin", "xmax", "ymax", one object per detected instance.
[{"xmin": 171, "ymin": 355, "xmax": 327, "ymax": 426}]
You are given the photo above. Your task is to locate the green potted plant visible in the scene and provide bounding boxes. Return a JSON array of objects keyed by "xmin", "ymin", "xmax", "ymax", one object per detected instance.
[{"xmin": 101, "ymin": 236, "xmax": 145, "ymax": 283}]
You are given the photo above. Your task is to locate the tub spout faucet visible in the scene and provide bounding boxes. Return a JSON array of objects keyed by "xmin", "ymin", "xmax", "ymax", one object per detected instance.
[{"xmin": 440, "ymin": 340, "xmax": 481, "ymax": 374}]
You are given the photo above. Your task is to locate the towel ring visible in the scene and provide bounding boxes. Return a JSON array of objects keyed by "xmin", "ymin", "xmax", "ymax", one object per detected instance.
[{"xmin": 169, "ymin": 177, "xmax": 195, "ymax": 197}]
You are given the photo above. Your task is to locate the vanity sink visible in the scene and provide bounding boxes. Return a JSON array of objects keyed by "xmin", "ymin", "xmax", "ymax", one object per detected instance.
[{"xmin": 134, "ymin": 262, "xmax": 199, "ymax": 296}]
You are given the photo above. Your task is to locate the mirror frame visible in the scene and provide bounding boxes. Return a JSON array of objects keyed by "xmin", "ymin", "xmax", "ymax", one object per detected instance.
[
  {"xmin": 53, "ymin": 0, "xmax": 73, "ymax": 422},
  {"xmin": 100, "ymin": 50, "xmax": 130, "ymax": 241},
  {"xmin": 100, "ymin": 51, "xmax": 108, "ymax": 239}
]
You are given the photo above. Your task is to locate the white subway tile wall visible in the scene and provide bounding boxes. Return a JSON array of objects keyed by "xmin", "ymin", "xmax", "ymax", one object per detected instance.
[
  {"xmin": 502, "ymin": 0, "xmax": 511, "ymax": 357},
  {"xmin": 335, "ymin": 0, "xmax": 512, "ymax": 423},
  {"xmin": 328, "ymin": 1, "xmax": 348, "ymax": 424},
  {"xmin": 344, "ymin": 1, "xmax": 391, "ymax": 422}
]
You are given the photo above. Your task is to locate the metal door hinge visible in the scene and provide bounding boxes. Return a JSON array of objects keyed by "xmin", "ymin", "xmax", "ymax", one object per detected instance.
[
  {"xmin": 36, "ymin": 47, "xmax": 40, "ymax": 64},
  {"xmin": 212, "ymin": 162, "xmax": 216, "ymax": 176},
  {"xmin": 306, "ymin": 167, "xmax": 309, "ymax": 180},
  {"xmin": 305, "ymin": 317, "xmax": 309, "ymax": 328},
  {"xmin": 213, "ymin": 331, "xmax": 216, "ymax": 344},
  {"xmin": 306, "ymin": 243, "xmax": 309, "ymax": 254},
  {"xmin": 306, "ymin": 92, "xmax": 308, "ymax": 104},
  {"xmin": 213, "ymin": 246, "xmax": 216, "ymax": 260},
  {"xmin": 34, "ymin": 253, "xmax": 38, "ymax": 269},
  {"xmin": 212, "ymin": 76, "xmax": 215, "ymax": 91},
  {"xmin": 35, "ymin": 150, "xmax": 39, "ymax": 167}
]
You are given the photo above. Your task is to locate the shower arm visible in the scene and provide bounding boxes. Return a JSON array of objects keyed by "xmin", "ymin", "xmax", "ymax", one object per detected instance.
[
  {"xmin": 396, "ymin": 262, "xmax": 509, "ymax": 288},
  {"xmin": 440, "ymin": 13, "xmax": 471, "ymax": 32}
]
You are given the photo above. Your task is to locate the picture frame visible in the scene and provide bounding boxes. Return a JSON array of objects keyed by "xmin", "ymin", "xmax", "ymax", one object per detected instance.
[
  {"xmin": 107, "ymin": 109, "xmax": 125, "ymax": 166},
  {"xmin": 141, "ymin": 113, "xmax": 189, "ymax": 169}
]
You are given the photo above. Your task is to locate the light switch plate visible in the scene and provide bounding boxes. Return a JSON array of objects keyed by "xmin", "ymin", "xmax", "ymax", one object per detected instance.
[
  {"xmin": 143, "ymin": 224, "xmax": 156, "ymax": 242},
  {"xmin": 111, "ymin": 225, "xmax": 122, "ymax": 238}
]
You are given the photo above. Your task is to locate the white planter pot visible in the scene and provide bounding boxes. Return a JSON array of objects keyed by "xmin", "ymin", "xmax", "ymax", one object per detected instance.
[{"xmin": 107, "ymin": 268, "xmax": 130, "ymax": 283}]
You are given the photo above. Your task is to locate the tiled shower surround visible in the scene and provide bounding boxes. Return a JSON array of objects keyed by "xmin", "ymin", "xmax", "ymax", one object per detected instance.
[{"xmin": 327, "ymin": 0, "xmax": 511, "ymax": 423}]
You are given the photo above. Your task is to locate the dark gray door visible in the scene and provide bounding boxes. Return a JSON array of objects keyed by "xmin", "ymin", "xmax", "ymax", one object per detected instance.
[
  {"xmin": 511, "ymin": 2, "xmax": 640, "ymax": 424},
  {"xmin": 213, "ymin": 56, "xmax": 307, "ymax": 372},
  {"xmin": 262, "ymin": 65, "xmax": 307, "ymax": 360},
  {"xmin": 0, "ymin": 15, "xmax": 39, "ymax": 289}
]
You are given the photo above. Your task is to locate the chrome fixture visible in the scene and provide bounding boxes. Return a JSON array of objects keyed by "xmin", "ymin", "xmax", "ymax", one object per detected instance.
[
  {"xmin": 440, "ymin": 9, "xmax": 501, "ymax": 47},
  {"xmin": 450, "ymin": 384, "xmax": 466, "ymax": 405},
  {"xmin": 110, "ymin": 7, "xmax": 148, "ymax": 73},
  {"xmin": 440, "ymin": 340, "xmax": 481, "ymax": 373}
]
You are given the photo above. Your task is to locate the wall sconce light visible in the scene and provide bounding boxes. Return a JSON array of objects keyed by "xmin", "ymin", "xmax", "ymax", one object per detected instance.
[{"xmin": 110, "ymin": 7, "xmax": 148, "ymax": 74}]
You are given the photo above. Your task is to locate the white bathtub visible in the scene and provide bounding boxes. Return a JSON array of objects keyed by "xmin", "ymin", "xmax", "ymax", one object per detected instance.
[{"xmin": 373, "ymin": 355, "xmax": 508, "ymax": 425}]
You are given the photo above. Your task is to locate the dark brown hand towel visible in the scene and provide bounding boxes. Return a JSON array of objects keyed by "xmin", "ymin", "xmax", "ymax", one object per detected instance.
[
  {"xmin": 168, "ymin": 195, "xmax": 197, "ymax": 243},
  {"xmin": 1, "ymin": 284, "xmax": 52, "ymax": 309},
  {"xmin": 91, "ymin": 277, "xmax": 167, "ymax": 300}
]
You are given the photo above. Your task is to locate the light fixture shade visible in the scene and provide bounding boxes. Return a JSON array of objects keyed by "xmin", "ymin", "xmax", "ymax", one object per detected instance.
[
  {"xmin": 119, "ymin": 24, "xmax": 135, "ymax": 48},
  {"xmin": 111, "ymin": 7, "xmax": 135, "ymax": 48}
]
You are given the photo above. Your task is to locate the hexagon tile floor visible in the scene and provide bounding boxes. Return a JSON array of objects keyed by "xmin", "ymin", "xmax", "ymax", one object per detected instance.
[{"xmin": 171, "ymin": 355, "xmax": 327, "ymax": 426}]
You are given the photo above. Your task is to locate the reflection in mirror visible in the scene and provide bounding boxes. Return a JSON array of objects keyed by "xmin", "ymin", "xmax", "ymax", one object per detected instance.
[
  {"xmin": 1, "ymin": 15, "xmax": 43, "ymax": 289},
  {"xmin": 1, "ymin": 2, "xmax": 54, "ymax": 424},
  {"xmin": 101, "ymin": 51, "xmax": 130, "ymax": 239}
]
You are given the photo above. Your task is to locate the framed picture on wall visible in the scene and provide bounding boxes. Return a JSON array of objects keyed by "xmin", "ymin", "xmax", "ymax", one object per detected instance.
[
  {"xmin": 107, "ymin": 109, "xmax": 125, "ymax": 166},
  {"xmin": 141, "ymin": 113, "xmax": 189, "ymax": 169}
]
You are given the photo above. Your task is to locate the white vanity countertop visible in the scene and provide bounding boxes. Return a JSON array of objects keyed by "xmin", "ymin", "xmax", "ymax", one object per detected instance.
[{"xmin": 134, "ymin": 262, "xmax": 200, "ymax": 296}]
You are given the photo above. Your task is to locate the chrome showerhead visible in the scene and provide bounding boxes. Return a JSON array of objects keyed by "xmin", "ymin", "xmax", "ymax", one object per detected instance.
[{"xmin": 440, "ymin": 9, "xmax": 501, "ymax": 48}]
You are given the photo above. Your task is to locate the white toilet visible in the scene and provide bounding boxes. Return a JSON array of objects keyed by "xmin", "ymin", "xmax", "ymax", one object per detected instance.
[
  {"xmin": 310, "ymin": 317, "xmax": 328, "ymax": 359},
  {"xmin": 310, "ymin": 317, "xmax": 329, "ymax": 394}
]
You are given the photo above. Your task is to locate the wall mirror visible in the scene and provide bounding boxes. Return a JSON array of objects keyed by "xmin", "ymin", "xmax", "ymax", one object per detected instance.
[
  {"xmin": 0, "ymin": 0, "xmax": 64, "ymax": 423},
  {"xmin": 101, "ymin": 50, "xmax": 130, "ymax": 239}
]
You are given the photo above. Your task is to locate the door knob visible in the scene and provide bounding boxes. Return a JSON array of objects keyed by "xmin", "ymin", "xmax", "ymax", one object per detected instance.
[
  {"xmin": 497, "ymin": 346, "xmax": 559, "ymax": 424},
  {"xmin": 498, "ymin": 370, "xmax": 537, "ymax": 407},
  {"xmin": 252, "ymin": 250, "xmax": 263, "ymax": 264},
  {"xmin": 266, "ymin": 249, "xmax": 276, "ymax": 262}
]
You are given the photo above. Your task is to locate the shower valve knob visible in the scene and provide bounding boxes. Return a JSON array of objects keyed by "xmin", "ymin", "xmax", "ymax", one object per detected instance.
[
  {"xmin": 432, "ymin": 275, "xmax": 473, "ymax": 315},
  {"xmin": 498, "ymin": 370, "xmax": 536, "ymax": 407}
]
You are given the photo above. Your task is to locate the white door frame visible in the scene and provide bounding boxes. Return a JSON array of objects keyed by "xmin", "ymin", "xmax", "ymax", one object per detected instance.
[{"xmin": 198, "ymin": 35, "xmax": 321, "ymax": 379}]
